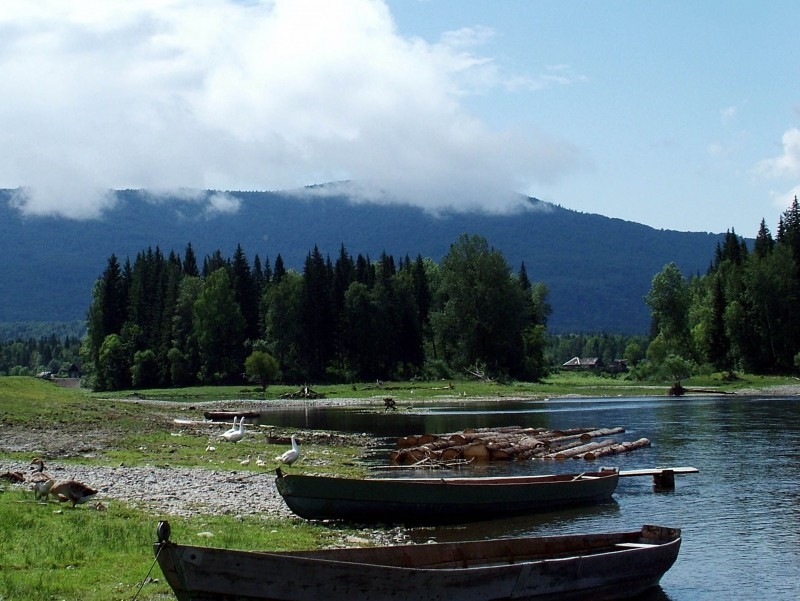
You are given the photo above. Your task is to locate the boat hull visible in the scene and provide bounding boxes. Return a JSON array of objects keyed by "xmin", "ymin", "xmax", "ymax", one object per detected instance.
[
  {"xmin": 274, "ymin": 470, "xmax": 619, "ymax": 524},
  {"xmin": 203, "ymin": 410, "xmax": 261, "ymax": 421},
  {"xmin": 155, "ymin": 524, "xmax": 681, "ymax": 601}
]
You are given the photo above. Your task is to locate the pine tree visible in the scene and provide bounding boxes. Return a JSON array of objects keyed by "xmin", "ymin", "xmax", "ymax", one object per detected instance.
[
  {"xmin": 299, "ymin": 246, "xmax": 335, "ymax": 379},
  {"xmin": 231, "ymin": 244, "xmax": 260, "ymax": 342},
  {"xmin": 705, "ymin": 275, "xmax": 730, "ymax": 370},
  {"xmin": 518, "ymin": 262, "xmax": 532, "ymax": 291},
  {"xmin": 273, "ymin": 254, "xmax": 286, "ymax": 284},
  {"xmin": 754, "ymin": 219, "xmax": 774, "ymax": 259},
  {"xmin": 84, "ymin": 254, "xmax": 128, "ymax": 385},
  {"xmin": 183, "ymin": 243, "xmax": 200, "ymax": 277}
]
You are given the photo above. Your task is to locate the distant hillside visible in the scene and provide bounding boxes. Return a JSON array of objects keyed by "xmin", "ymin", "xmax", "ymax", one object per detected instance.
[{"xmin": 0, "ymin": 189, "xmax": 728, "ymax": 333}]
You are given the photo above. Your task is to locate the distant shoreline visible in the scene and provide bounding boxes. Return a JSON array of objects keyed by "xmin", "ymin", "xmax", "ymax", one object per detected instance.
[{"xmin": 109, "ymin": 382, "xmax": 800, "ymax": 413}]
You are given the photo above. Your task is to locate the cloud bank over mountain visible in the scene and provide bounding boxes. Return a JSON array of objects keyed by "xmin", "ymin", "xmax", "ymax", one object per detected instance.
[{"xmin": 0, "ymin": 0, "xmax": 584, "ymax": 219}]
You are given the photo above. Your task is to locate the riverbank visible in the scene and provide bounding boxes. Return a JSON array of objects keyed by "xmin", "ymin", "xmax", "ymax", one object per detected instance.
[{"xmin": 2, "ymin": 378, "xmax": 798, "ymax": 520}]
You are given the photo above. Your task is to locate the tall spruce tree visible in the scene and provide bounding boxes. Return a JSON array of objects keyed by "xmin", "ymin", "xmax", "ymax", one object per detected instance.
[
  {"xmin": 299, "ymin": 246, "xmax": 335, "ymax": 380},
  {"xmin": 231, "ymin": 244, "xmax": 260, "ymax": 342}
]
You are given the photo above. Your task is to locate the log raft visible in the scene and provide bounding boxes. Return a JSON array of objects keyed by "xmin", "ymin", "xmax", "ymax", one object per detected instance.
[{"xmin": 390, "ymin": 425, "xmax": 649, "ymax": 464}]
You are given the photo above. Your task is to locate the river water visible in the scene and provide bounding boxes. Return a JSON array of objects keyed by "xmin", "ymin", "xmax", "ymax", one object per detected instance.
[{"xmin": 261, "ymin": 394, "xmax": 800, "ymax": 600}]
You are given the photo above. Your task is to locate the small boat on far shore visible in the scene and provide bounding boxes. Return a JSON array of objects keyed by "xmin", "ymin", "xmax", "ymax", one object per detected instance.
[
  {"xmin": 275, "ymin": 467, "xmax": 620, "ymax": 524},
  {"xmin": 202, "ymin": 410, "xmax": 261, "ymax": 421},
  {"xmin": 154, "ymin": 522, "xmax": 682, "ymax": 601}
]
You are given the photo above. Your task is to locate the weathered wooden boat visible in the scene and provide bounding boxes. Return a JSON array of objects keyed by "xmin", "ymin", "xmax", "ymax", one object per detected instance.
[
  {"xmin": 203, "ymin": 410, "xmax": 261, "ymax": 421},
  {"xmin": 154, "ymin": 521, "xmax": 681, "ymax": 601},
  {"xmin": 274, "ymin": 467, "xmax": 619, "ymax": 524}
]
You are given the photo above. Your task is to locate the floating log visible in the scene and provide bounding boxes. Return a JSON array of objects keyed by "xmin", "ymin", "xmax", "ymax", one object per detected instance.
[
  {"xmin": 548, "ymin": 427, "xmax": 599, "ymax": 437},
  {"xmin": 539, "ymin": 439, "xmax": 591, "ymax": 458},
  {"xmin": 396, "ymin": 435, "xmax": 419, "ymax": 447},
  {"xmin": 582, "ymin": 438, "xmax": 651, "ymax": 460},
  {"xmin": 461, "ymin": 442, "xmax": 490, "ymax": 461},
  {"xmin": 391, "ymin": 425, "xmax": 637, "ymax": 463},
  {"xmin": 544, "ymin": 427, "xmax": 625, "ymax": 446},
  {"xmin": 544, "ymin": 440, "xmax": 616, "ymax": 460},
  {"xmin": 488, "ymin": 435, "xmax": 546, "ymax": 460}
]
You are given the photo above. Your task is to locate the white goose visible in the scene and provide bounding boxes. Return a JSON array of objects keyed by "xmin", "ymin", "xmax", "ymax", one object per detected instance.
[
  {"xmin": 221, "ymin": 417, "xmax": 246, "ymax": 442},
  {"xmin": 220, "ymin": 416, "xmax": 240, "ymax": 437},
  {"xmin": 275, "ymin": 434, "xmax": 300, "ymax": 466}
]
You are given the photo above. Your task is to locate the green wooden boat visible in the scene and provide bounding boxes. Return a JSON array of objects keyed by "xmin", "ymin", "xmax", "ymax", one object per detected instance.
[{"xmin": 274, "ymin": 467, "xmax": 619, "ymax": 524}]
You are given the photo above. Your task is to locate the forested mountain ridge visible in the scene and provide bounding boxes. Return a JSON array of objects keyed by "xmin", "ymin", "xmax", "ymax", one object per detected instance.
[{"xmin": 0, "ymin": 188, "xmax": 731, "ymax": 333}]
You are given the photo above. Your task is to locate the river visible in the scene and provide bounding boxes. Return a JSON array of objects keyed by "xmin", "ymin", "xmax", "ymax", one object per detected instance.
[{"xmin": 260, "ymin": 394, "xmax": 800, "ymax": 600}]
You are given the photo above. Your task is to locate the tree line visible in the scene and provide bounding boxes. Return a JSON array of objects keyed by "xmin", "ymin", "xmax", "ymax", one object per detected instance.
[
  {"xmin": 9, "ymin": 197, "xmax": 799, "ymax": 385},
  {"xmin": 0, "ymin": 334, "xmax": 82, "ymax": 376},
  {"xmin": 641, "ymin": 197, "xmax": 800, "ymax": 379},
  {"xmin": 81, "ymin": 234, "xmax": 552, "ymax": 391}
]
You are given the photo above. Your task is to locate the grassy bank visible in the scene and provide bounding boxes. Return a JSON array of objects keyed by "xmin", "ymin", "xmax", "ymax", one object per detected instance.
[
  {"xmin": 1, "ymin": 372, "xmax": 795, "ymax": 600},
  {"xmin": 0, "ymin": 487, "xmax": 360, "ymax": 601}
]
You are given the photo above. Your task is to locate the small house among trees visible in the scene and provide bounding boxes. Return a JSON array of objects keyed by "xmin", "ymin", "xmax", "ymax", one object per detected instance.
[
  {"xmin": 562, "ymin": 356, "xmax": 603, "ymax": 370},
  {"xmin": 561, "ymin": 357, "xmax": 628, "ymax": 373}
]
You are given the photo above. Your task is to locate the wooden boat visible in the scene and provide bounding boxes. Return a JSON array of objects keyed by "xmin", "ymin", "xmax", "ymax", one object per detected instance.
[
  {"xmin": 274, "ymin": 467, "xmax": 619, "ymax": 524},
  {"xmin": 154, "ymin": 521, "xmax": 681, "ymax": 601},
  {"xmin": 202, "ymin": 409, "xmax": 261, "ymax": 421}
]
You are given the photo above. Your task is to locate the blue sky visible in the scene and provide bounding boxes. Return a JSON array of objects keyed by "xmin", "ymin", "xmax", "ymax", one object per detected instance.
[{"xmin": 1, "ymin": 1, "xmax": 799, "ymax": 235}]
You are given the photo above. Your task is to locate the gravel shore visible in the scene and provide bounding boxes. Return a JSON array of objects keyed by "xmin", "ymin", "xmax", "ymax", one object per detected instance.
[
  {"xmin": 0, "ymin": 397, "xmax": 384, "ymax": 519},
  {"xmin": 1, "ymin": 459, "xmax": 293, "ymax": 518}
]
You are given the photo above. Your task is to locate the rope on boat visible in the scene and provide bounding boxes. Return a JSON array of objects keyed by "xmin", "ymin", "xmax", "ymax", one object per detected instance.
[{"xmin": 131, "ymin": 543, "xmax": 163, "ymax": 601}]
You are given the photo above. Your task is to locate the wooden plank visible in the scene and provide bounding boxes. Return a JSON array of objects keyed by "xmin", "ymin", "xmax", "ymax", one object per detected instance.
[
  {"xmin": 617, "ymin": 467, "xmax": 698, "ymax": 477},
  {"xmin": 615, "ymin": 542, "xmax": 657, "ymax": 548}
]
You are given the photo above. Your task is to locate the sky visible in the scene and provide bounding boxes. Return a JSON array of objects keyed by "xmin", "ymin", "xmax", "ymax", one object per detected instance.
[{"xmin": 1, "ymin": 1, "xmax": 799, "ymax": 235}]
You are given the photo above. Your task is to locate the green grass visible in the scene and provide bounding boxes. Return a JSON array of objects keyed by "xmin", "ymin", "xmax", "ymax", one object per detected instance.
[{"xmin": 0, "ymin": 487, "xmax": 357, "ymax": 601}]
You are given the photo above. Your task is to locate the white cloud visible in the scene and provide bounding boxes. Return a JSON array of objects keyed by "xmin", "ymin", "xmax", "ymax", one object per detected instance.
[
  {"xmin": 720, "ymin": 106, "xmax": 737, "ymax": 123},
  {"xmin": 0, "ymin": 0, "xmax": 584, "ymax": 219},
  {"xmin": 768, "ymin": 186, "xmax": 800, "ymax": 216},
  {"xmin": 755, "ymin": 127, "xmax": 800, "ymax": 178}
]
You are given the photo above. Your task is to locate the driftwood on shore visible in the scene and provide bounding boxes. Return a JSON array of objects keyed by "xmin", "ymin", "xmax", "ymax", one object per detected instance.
[
  {"xmin": 279, "ymin": 385, "xmax": 325, "ymax": 399},
  {"xmin": 357, "ymin": 382, "xmax": 455, "ymax": 392},
  {"xmin": 668, "ymin": 381, "xmax": 734, "ymax": 396},
  {"xmin": 389, "ymin": 425, "xmax": 650, "ymax": 464}
]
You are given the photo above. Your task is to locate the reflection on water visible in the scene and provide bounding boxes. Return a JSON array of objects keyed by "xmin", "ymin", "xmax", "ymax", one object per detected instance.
[
  {"xmin": 404, "ymin": 499, "xmax": 622, "ymax": 543},
  {"xmin": 258, "ymin": 395, "xmax": 800, "ymax": 600}
]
